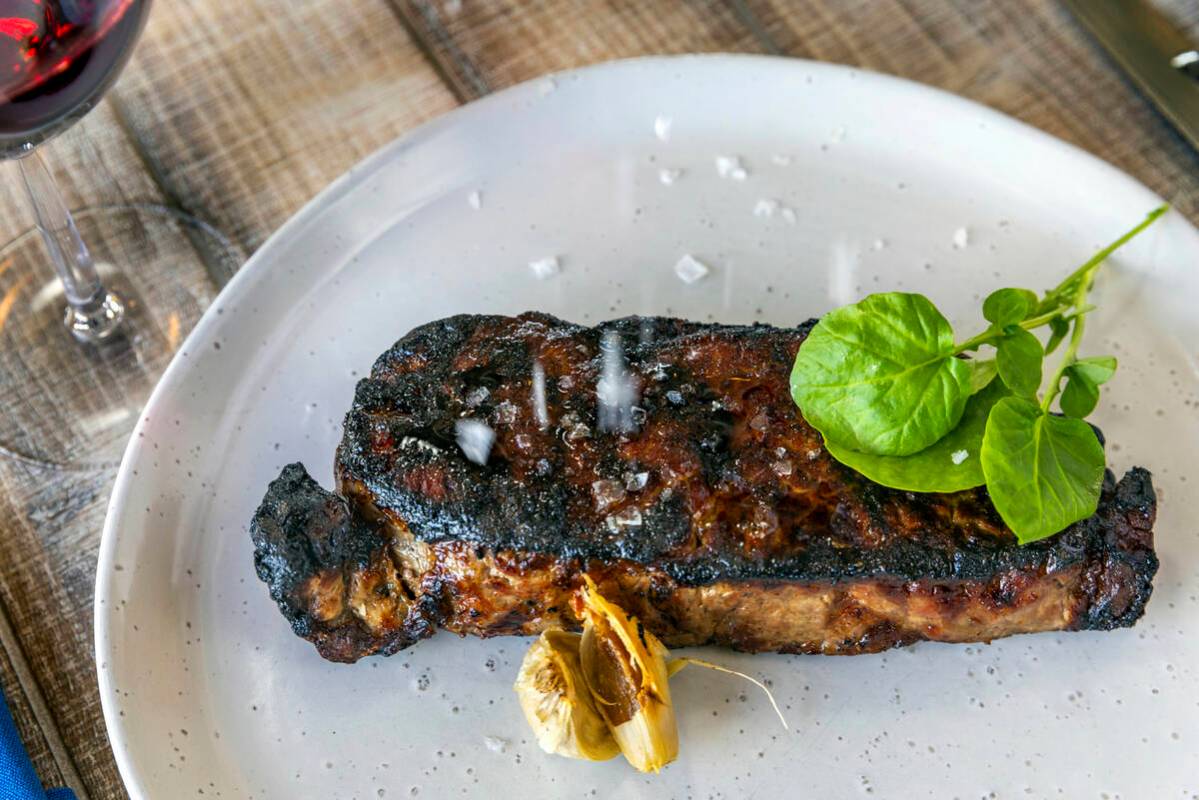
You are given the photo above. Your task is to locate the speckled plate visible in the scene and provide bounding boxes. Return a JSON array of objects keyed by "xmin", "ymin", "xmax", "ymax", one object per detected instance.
[{"xmin": 97, "ymin": 55, "xmax": 1199, "ymax": 799}]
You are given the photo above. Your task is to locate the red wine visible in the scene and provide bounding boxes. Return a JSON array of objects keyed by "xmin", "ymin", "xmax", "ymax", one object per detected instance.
[{"xmin": 0, "ymin": 0, "xmax": 149, "ymax": 154}]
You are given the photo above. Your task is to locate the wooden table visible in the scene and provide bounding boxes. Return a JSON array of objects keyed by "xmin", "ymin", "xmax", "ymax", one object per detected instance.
[{"xmin": 0, "ymin": 1, "xmax": 1195, "ymax": 796}]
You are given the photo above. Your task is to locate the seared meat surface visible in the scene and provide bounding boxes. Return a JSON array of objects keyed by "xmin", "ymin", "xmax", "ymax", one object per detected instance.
[{"xmin": 251, "ymin": 313, "xmax": 1158, "ymax": 663}]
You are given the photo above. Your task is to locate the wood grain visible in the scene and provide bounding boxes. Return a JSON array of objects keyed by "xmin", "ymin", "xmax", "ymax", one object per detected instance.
[{"xmin": 0, "ymin": 1, "xmax": 1195, "ymax": 797}]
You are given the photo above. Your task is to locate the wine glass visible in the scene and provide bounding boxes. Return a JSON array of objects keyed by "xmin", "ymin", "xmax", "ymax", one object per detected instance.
[
  {"xmin": 0, "ymin": 1, "xmax": 242, "ymax": 468},
  {"xmin": 0, "ymin": 0, "xmax": 153, "ymax": 340}
]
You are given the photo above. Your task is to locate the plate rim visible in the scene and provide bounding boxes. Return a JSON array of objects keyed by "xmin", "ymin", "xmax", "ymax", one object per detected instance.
[{"xmin": 93, "ymin": 52, "xmax": 1188, "ymax": 797}]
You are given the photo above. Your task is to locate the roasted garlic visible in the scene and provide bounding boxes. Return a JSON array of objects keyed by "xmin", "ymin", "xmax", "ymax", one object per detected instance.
[
  {"xmin": 576, "ymin": 575, "xmax": 679, "ymax": 773},
  {"xmin": 514, "ymin": 575, "xmax": 785, "ymax": 773},
  {"xmin": 514, "ymin": 628, "xmax": 620, "ymax": 761}
]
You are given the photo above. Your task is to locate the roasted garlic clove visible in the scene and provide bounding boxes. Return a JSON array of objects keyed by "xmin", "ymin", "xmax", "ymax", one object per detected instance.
[
  {"xmin": 514, "ymin": 628, "xmax": 621, "ymax": 761},
  {"xmin": 576, "ymin": 575, "xmax": 679, "ymax": 773}
]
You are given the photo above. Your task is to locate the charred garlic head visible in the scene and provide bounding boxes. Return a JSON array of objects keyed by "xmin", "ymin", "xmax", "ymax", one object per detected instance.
[
  {"xmin": 514, "ymin": 628, "xmax": 621, "ymax": 762},
  {"xmin": 514, "ymin": 574, "xmax": 785, "ymax": 774},
  {"xmin": 575, "ymin": 575, "xmax": 679, "ymax": 773}
]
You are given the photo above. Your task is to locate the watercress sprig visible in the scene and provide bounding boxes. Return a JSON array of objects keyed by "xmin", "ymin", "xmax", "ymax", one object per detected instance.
[{"xmin": 791, "ymin": 206, "xmax": 1168, "ymax": 544}]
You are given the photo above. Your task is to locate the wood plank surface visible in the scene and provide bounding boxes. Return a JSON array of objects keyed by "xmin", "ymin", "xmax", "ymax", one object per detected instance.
[{"xmin": 0, "ymin": 1, "xmax": 1195, "ymax": 797}]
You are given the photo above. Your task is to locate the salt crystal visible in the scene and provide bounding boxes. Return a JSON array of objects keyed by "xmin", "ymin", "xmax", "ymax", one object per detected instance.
[
  {"xmin": 558, "ymin": 374, "xmax": 575, "ymax": 391},
  {"xmin": 597, "ymin": 331, "xmax": 639, "ymax": 433},
  {"xmin": 715, "ymin": 155, "xmax": 748, "ymax": 181},
  {"xmin": 658, "ymin": 168, "xmax": 683, "ymax": 186},
  {"xmin": 455, "ymin": 419, "xmax": 494, "ymax": 465},
  {"xmin": 467, "ymin": 190, "xmax": 482, "ymax": 210},
  {"xmin": 624, "ymin": 471, "xmax": 649, "ymax": 491},
  {"xmin": 465, "ymin": 386, "xmax": 490, "ymax": 408},
  {"xmin": 772, "ymin": 460, "xmax": 793, "ymax": 477},
  {"xmin": 563, "ymin": 422, "xmax": 590, "ymax": 446},
  {"xmin": 531, "ymin": 361, "xmax": 549, "ymax": 429},
  {"xmin": 771, "ymin": 154, "xmax": 792, "ymax": 166},
  {"xmin": 592, "ymin": 479, "xmax": 627, "ymax": 513},
  {"xmin": 872, "ymin": 238, "xmax": 887, "ymax": 251},
  {"xmin": 493, "ymin": 400, "xmax": 517, "ymax": 425},
  {"xmin": 484, "ymin": 736, "xmax": 508, "ymax": 754},
  {"xmin": 674, "ymin": 254, "xmax": 710, "ymax": 285},
  {"xmin": 654, "ymin": 115, "xmax": 672, "ymax": 142},
  {"xmin": 953, "ymin": 227, "xmax": 970, "ymax": 249},
  {"xmin": 537, "ymin": 78, "xmax": 556, "ymax": 96},
  {"xmin": 638, "ymin": 319, "xmax": 655, "ymax": 346},
  {"xmin": 951, "ymin": 449, "xmax": 968, "ymax": 465},
  {"xmin": 514, "ymin": 433, "xmax": 533, "ymax": 451},
  {"xmin": 528, "ymin": 256, "xmax": 561, "ymax": 280},
  {"xmin": 666, "ymin": 389, "xmax": 684, "ymax": 405},
  {"xmin": 753, "ymin": 198, "xmax": 779, "ymax": 218},
  {"xmin": 780, "ymin": 207, "xmax": 797, "ymax": 224},
  {"xmin": 400, "ymin": 436, "xmax": 443, "ymax": 455},
  {"xmin": 606, "ymin": 507, "xmax": 643, "ymax": 532}
]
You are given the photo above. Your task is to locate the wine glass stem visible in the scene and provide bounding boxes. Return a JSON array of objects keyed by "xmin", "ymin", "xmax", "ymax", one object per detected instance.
[{"xmin": 16, "ymin": 146, "xmax": 124, "ymax": 341}]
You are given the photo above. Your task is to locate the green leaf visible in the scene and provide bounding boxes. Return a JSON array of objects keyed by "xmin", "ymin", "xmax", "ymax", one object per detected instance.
[
  {"xmin": 1059, "ymin": 367, "xmax": 1099, "ymax": 418},
  {"xmin": 1045, "ymin": 316, "xmax": 1070, "ymax": 354},
  {"xmin": 983, "ymin": 288, "xmax": 1038, "ymax": 327},
  {"xmin": 995, "ymin": 328, "xmax": 1044, "ymax": 397},
  {"xmin": 1072, "ymin": 355, "xmax": 1117, "ymax": 386},
  {"xmin": 790, "ymin": 293, "xmax": 972, "ymax": 456},
  {"xmin": 968, "ymin": 358, "xmax": 998, "ymax": 395},
  {"xmin": 825, "ymin": 379, "xmax": 1010, "ymax": 493},
  {"xmin": 980, "ymin": 397, "xmax": 1106, "ymax": 544}
]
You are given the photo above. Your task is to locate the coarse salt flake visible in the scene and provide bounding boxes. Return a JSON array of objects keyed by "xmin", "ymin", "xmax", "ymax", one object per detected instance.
[
  {"xmin": 658, "ymin": 168, "xmax": 682, "ymax": 186},
  {"xmin": 674, "ymin": 254, "xmax": 710, "ymax": 284},
  {"xmin": 467, "ymin": 190, "xmax": 482, "ymax": 210},
  {"xmin": 528, "ymin": 256, "xmax": 561, "ymax": 280},
  {"xmin": 951, "ymin": 449, "xmax": 968, "ymax": 465},
  {"xmin": 456, "ymin": 419, "xmax": 495, "ymax": 465},
  {"xmin": 654, "ymin": 115, "xmax": 672, "ymax": 142},
  {"xmin": 953, "ymin": 227, "xmax": 970, "ymax": 249},
  {"xmin": 715, "ymin": 155, "xmax": 748, "ymax": 181}
]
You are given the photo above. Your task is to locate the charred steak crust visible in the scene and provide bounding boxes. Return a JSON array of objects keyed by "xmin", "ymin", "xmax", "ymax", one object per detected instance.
[{"xmin": 250, "ymin": 313, "xmax": 1158, "ymax": 663}]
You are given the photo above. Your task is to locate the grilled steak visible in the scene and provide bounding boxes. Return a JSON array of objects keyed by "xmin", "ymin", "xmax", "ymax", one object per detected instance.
[{"xmin": 251, "ymin": 313, "xmax": 1158, "ymax": 663}]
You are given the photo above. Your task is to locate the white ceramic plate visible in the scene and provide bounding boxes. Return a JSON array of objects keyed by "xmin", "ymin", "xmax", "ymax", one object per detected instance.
[{"xmin": 97, "ymin": 55, "xmax": 1199, "ymax": 799}]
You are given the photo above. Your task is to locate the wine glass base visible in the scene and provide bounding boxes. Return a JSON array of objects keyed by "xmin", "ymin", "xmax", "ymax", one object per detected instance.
[
  {"xmin": 0, "ymin": 203, "xmax": 242, "ymax": 469},
  {"xmin": 65, "ymin": 289, "xmax": 125, "ymax": 342}
]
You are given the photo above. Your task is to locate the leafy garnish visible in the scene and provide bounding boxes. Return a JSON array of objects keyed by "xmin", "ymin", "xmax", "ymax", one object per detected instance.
[
  {"xmin": 791, "ymin": 205, "xmax": 1167, "ymax": 544},
  {"xmin": 788, "ymin": 293, "xmax": 971, "ymax": 456},
  {"xmin": 980, "ymin": 397, "xmax": 1105, "ymax": 542},
  {"xmin": 967, "ymin": 359, "xmax": 998, "ymax": 395},
  {"xmin": 824, "ymin": 378, "xmax": 1009, "ymax": 493},
  {"xmin": 982, "ymin": 288, "xmax": 1037, "ymax": 327},
  {"xmin": 995, "ymin": 327, "xmax": 1043, "ymax": 397}
]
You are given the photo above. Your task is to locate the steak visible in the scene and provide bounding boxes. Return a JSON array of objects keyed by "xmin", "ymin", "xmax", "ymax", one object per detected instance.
[{"xmin": 250, "ymin": 313, "xmax": 1158, "ymax": 663}]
